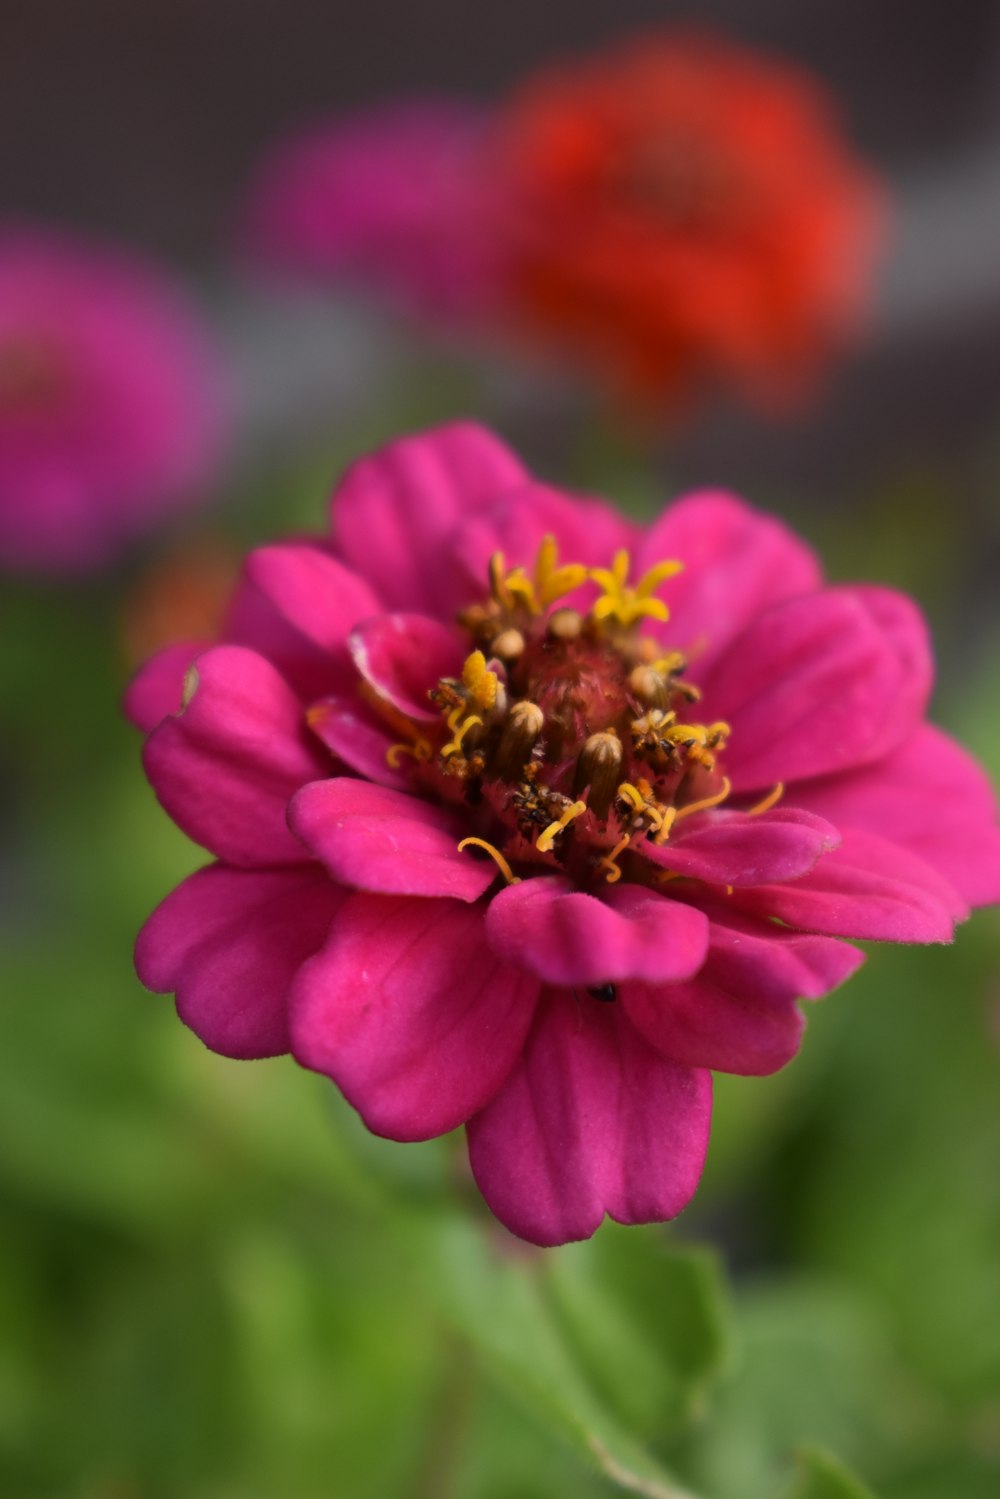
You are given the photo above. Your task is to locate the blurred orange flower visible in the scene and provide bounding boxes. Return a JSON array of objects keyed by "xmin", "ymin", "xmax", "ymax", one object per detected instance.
[
  {"xmin": 490, "ymin": 30, "xmax": 888, "ymax": 408},
  {"xmin": 122, "ymin": 538, "xmax": 239, "ymax": 667}
]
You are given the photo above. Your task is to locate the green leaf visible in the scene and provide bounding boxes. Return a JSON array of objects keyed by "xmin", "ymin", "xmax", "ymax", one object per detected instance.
[
  {"xmin": 401, "ymin": 1209, "xmax": 708, "ymax": 1499},
  {"xmin": 784, "ymin": 1447, "xmax": 879, "ymax": 1499},
  {"xmin": 541, "ymin": 1223, "xmax": 733, "ymax": 1437}
]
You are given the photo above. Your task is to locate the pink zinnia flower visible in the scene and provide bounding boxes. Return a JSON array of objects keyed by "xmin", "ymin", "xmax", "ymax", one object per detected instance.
[
  {"xmin": 243, "ymin": 103, "xmax": 501, "ymax": 322},
  {"xmin": 0, "ymin": 226, "xmax": 228, "ymax": 574},
  {"xmin": 129, "ymin": 424, "xmax": 1000, "ymax": 1246}
]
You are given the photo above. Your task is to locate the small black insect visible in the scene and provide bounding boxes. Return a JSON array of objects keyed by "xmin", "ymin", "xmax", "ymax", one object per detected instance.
[{"xmin": 586, "ymin": 983, "xmax": 618, "ymax": 1004}]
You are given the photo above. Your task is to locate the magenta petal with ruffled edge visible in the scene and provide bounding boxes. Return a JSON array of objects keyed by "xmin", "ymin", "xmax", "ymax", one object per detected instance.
[
  {"xmin": 305, "ymin": 695, "xmax": 411, "ymax": 790},
  {"xmin": 290, "ymin": 893, "xmax": 540, "ymax": 1141},
  {"xmin": 732, "ymin": 827, "xmax": 965, "ymax": 942},
  {"xmin": 350, "ymin": 613, "xmax": 463, "ymax": 722},
  {"xmin": 641, "ymin": 807, "xmax": 840, "ymax": 886},
  {"xmin": 225, "ymin": 542, "xmax": 380, "ymax": 700},
  {"xmin": 449, "ymin": 481, "xmax": 638, "ymax": 612},
  {"xmin": 288, "ymin": 778, "xmax": 497, "ymax": 901},
  {"xmin": 484, "ymin": 877, "xmax": 709, "ymax": 985},
  {"xmin": 142, "ymin": 645, "xmax": 328, "ymax": 865},
  {"xmin": 124, "ymin": 639, "xmax": 204, "ymax": 732},
  {"xmin": 705, "ymin": 588, "xmax": 929, "ymax": 790},
  {"xmin": 622, "ymin": 904, "xmax": 864, "ymax": 1076},
  {"xmin": 136, "ymin": 863, "xmax": 344, "ymax": 1058},
  {"xmin": 331, "ymin": 422, "xmax": 527, "ymax": 614},
  {"xmin": 794, "ymin": 723, "xmax": 1000, "ymax": 909},
  {"xmin": 632, "ymin": 491, "xmax": 822, "ymax": 671},
  {"xmin": 467, "ymin": 988, "xmax": 712, "ymax": 1246}
]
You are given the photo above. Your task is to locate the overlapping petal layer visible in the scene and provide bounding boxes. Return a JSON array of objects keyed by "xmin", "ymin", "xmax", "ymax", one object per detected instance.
[
  {"xmin": 136, "ymin": 863, "xmax": 343, "ymax": 1058},
  {"xmin": 143, "ymin": 645, "xmax": 328, "ymax": 866},
  {"xmin": 291, "ymin": 894, "xmax": 540, "ymax": 1141},
  {"xmin": 289, "ymin": 779, "xmax": 497, "ymax": 901},
  {"xmin": 331, "ymin": 421, "xmax": 526, "ymax": 614},
  {"xmin": 467, "ymin": 990, "xmax": 712, "ymax": 1246},
  {"xmin": 485, "ymin": 877, "xmax": 710, "ymax": 986}
]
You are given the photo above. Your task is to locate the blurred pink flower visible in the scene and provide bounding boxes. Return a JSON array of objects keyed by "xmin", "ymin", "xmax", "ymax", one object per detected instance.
[
  {"xmin": 0, "ymin": 226, "xmax": 228, "ymax": 573},
  {"xmin": 129, "ymin": 424, "xmax": 1000, "ymax": 1246},
  {"xmin": 243, "ymin": 103, "xmax": 502, "ymax": 321}
]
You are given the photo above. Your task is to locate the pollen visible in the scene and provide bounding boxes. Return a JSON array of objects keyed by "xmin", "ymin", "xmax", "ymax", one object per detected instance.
[
  {"xmin": 461, "ymin": 650, "xmax": 500, "ymax": 711},
  {"xmin": 536, "ymin": 799, "xmax": 587, "ymax": 854}
]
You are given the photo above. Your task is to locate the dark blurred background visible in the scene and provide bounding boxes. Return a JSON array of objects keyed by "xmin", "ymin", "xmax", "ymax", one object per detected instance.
[{"xmin": 4, "ymin": 0, "xmax": 1000, "ymax": 500}]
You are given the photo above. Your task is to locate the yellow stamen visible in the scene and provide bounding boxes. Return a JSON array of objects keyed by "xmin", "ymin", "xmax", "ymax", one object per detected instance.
[
  {"xmin": 457, "ymin": 837, "xmax": 520, "ymax": 886},
  {"xmin": 615, "ymin": 779, "xmax": 676, "ymax": 843},
  {"xmin": 616, "ymin": 781, "xmax": 647, "ymax": 813},
  {"xmin": 675, "ymin": 777, "xmax": 733, "ymax": 822},
  {"xmin": 590, "ymin": 550, "xmax": 684, "ymax": 627},
  {"xmin": 461, "ymin": 650, "xmax": 499, "ymax": 712},
  {"xmin": 651, "ymin": 651, "xmax": 687, "ymax": 676},
  {"xmin": 385, "ymin": 739, "xmax": 432, "ymax": 768},
  {"xmin": 534, "ymin": 533, "xmax": 588, "ymax": 608},
  {"xmin": 652, "ymin": 805, "xmax": 677, "ymax": 844},
  {"xmin": 536, "ymin": 799, "xmax": 587, "ymax": 854},
  {"xmin": 598, "ymin": 834, "xmax": 631, "ymax": 884},
  {"xmin": 441, "ymin": 714, "xmax": 482, "ymax": 759},
  {"xmin": 746, "ymin": 781, "xmax": 785, "ymax": 816},
  {"xmin": 489, "ymin": 553, "xmax": 516, "ymax": 611},
  {"xmin": 489, "ymin": 535, "xmax": 591, "ymax": 620},
  {"xmin": 504, "ymin": 568, "xmax": 540, "ymax": 614}
]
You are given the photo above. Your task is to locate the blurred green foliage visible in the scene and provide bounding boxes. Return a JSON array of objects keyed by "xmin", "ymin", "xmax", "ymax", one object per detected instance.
[{"xmin": 1, "ymin": 452, "xmax": 998, "ymax": 1499}]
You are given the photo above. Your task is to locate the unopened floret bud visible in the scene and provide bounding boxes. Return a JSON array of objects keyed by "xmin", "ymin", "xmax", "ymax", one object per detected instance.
[
  {"xmin": 573, "ymin": 730, "xmax": 623, "ymax": 819},
  {"xmin": 492, "ymin": 627, "xmax": 525, "ymax": 662},
  {"xmin": 547, "ymin": 607, "xmax": 583, "ymax": 641},
  {"xmin": 495, "ymin": 700, "xmax": 545, "ymax": 779}
]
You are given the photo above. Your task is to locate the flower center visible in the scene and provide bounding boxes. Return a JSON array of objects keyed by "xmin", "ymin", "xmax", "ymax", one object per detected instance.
[
  {"xmin": 610, "ymin": 130, "xmax": 744, "ymax": 232},
  {"xmin": 379, "ymin": 536, "xmax": 773, "ymax": 894}
]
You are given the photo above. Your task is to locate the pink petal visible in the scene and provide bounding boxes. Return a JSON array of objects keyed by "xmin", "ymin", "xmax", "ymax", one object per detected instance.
[
  {"xmin": 794, "ymin": 723, "xmax": 1000, "ymax": 909},
  {"xmin": 290, "ymin": 893, "xmax": 539, "ymax": 1140},
  {"xmin": 124, "ymin": 640, "xmax": 204, "ymax": 732},
  {"xmin": 449, "ymin": 480, "xmax": 637, "ymax": 610},
  {"xmin": 305, "ymin": 694, "xmax": 411, "ymax": 790},
  {"xmin": 633, "ymin": 491, "xmax": 822, "ymax": 672},
  {"xmin": 731, "ymin": 827, "xmax": 965, "ymax": 942},
  {"xmin": 136, "ymin": 863, "xmax": 344, "ymax": 1058},
  {"xmin": 467, "ymin": 989, "xmax": 712, "ymax": 1246},
  {"xmin": 288, "ymin": 778, "xmax": 496, "ymax": 901},
  {"xmin": 225, "ymin": 542, "xmax": 380, "ymax": 700},
  {"xmin": 142, "ymin": 645, "xmax": 328, "ymax": 865},
  {"xmin": 484, "ymin": 876, "xmax": 709, "ymax": 985},
  {"xmin": 641, "ymin": 807, "xmax": 840, "ymax": 886},
  {"xmin": 621, "ymin": 903, "xmax": 864, "ymax": 1076},
  {"xmin": 350, "ymin": 612, "xmax": 463, "ymax": 721},
  {"xmin": 704, "ymin": 588, "xmax": 929, "ymax": 790},
  {"xmin": 836, "ymin": 584, "xmax": 933, "ymax": 759},
  {"xmin": 330, "ymin": 423, "xmax": 527, "ymax": 614}
]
